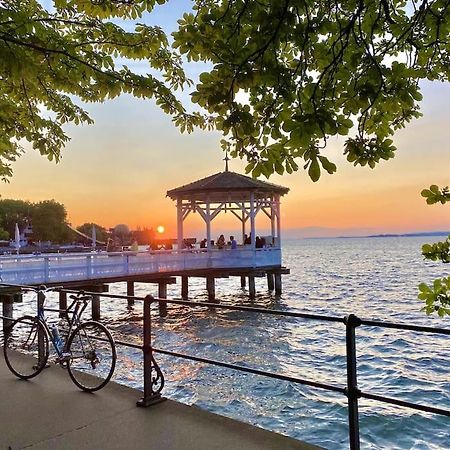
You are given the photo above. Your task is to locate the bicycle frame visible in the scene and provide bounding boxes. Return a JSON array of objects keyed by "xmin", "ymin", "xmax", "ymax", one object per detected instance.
[{"xmin": 38, "ymin": 294, "xmax": 90, "ymax": 358}]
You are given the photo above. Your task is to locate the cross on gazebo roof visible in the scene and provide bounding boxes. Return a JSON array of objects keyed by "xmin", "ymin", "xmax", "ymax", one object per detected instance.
[{"xmin": 223, "ymin": 150, "xmax": 230, "ymax": 172}]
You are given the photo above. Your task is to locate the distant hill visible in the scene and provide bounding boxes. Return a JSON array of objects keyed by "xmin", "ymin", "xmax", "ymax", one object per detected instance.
[{"xmin": 339, "ymin": 231, "xmax": 450, "ymax": 239}]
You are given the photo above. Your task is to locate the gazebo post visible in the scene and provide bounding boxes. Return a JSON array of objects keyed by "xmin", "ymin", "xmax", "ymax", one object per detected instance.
[
  {"xmin": 250, "ymin": 192, "xmax": 256, "ymax": 248},
  {"xmin": 206, "ymin": 197, "xmax": 211, "ymax": 248},
  {"xmin": 270, "ymin": 195, "xmax": 276, "ymax": 246},
  {"xmin": 177, "ymin": 198, "xmax": 183, "ymax": 250},
  {"xmin": 241, "ymin": 206, "xmax": 247, "ymax": 288},
  {"xmin": 276, "ymin": 194, "xmax": 281, "ymax": 247},
  {"xmin": 241, "ymin": 210, "xmax": 246, "ymax": 244}
]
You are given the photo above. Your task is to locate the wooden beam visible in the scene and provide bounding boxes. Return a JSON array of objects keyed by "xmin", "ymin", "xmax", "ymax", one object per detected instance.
[
  {"xmin": 261, "ymin": 207, "xmax": 272, "ymax": 220},
  {"xmin": 210, "ymin": 202, "xmax": 226, "ymax": 221},
  {"xmin": 182, "ymin": 209, "xmax": 191, "ymax": 221},
  {"xmin": 194, "ymin": 203, "xmax": 207, "ymax": 222}
]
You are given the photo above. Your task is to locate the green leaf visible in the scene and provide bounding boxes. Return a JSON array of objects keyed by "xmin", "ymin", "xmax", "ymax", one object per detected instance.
[{"xmin": 308, "ymin": 159, "xmax": 321, "ymax": 182}]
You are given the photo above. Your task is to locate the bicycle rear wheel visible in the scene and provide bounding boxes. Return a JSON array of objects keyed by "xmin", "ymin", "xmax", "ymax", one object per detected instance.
[
  {"xmin": 67, "ymin": 321, "xmax": 116, "ymax": 392},
  {"xmin": 3, "ymin": 315, "xmax": 49, "ymax": 379}
]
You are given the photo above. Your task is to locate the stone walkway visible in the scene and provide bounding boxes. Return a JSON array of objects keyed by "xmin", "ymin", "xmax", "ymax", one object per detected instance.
[{"xmin": 0, "ymin": 352, "xmax": 321, "ymax": 450}]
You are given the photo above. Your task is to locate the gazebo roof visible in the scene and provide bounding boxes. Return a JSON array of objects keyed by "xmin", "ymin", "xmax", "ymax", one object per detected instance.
[{"xmin": 166, "ymin": 171, "xmax": 289, "ymax": 201}]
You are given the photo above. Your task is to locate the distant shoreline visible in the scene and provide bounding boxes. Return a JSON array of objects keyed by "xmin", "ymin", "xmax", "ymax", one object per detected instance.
[
  {"xmin": 299, "ymin": 231, "xmax": 450, "ymax": 239},
  {"xmin": 285, "ymin": 231, "xmax": 450, "ymax": 240},
  {"xmin": 340, "ymin": 231, "xmax": 450, "ymax": 239}
]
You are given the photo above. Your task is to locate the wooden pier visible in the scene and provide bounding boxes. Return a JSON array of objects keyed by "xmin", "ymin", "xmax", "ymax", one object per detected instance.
[{"xmin": 0, "ymin": 248, "xmax": 289, "ymax": 321}]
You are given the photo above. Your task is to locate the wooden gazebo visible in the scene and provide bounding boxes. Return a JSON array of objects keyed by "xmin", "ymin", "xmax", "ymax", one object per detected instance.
[
  {"xmin": 167, "ymin": 169, "xmax": 290, "ymax": 298},
  {"xmin": 167, "ymin": 170, "xmax": 289, "ymax": 250}
]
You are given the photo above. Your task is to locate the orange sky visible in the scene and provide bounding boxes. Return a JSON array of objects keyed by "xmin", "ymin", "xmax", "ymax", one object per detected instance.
[
  {"xmin": 2, "ymin": 2, "xmax": 448, "ymax": 239},
  {"xmin": 1, "ymin": 78, "xmax": 449, "ymax": 240}
]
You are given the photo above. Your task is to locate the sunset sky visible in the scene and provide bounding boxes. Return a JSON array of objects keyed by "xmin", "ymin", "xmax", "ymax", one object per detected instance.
[{"xmin": 1, "ymin": 2, "xmax": 449, "ymax": 239}]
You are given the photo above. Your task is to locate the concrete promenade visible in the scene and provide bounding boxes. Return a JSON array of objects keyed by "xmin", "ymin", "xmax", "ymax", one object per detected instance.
[{"xmin": 0, "ymin": 353, "xmax": 320, "ymax": 450}]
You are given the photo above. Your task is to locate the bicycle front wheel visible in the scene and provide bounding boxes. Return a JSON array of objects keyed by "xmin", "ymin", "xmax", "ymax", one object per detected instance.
[
  {"xmin": 67, "ymin": 321, "xmax": 116, "ymax": 392},
  {"xmin": 3, "ymin": 315, "xmax": 49, "ymax": 379}
]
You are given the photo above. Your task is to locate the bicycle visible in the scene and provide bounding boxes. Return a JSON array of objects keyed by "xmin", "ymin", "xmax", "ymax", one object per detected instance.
[{"xmin": 3, "ymin": 286, "xmax": 117, "ymax": 392}]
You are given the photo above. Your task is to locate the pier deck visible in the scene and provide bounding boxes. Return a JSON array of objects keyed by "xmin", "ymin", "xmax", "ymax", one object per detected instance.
[
  {"xmin": 0, "ymin": 248, "xmax": 284, "ymax": 286},
  {"xmin": 0, "ymin": 351, "xmax": 319, "ymax": 450}
]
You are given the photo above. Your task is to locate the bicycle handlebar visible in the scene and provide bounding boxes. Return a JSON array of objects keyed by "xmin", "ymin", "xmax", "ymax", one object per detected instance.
[{"xmin": 69, "ymin": 294, "xmax": 93, "ymax": 302}]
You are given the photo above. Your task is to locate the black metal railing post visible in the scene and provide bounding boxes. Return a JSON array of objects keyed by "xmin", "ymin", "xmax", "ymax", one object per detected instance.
[
  {"xmin": 37, "ymin": 289, "xmax": 46, "ymax": 365},
  {"xmin": 137, "ymin": 294, "xmax": 165, "ymax": 407},
  {"xmin": 345, "ymin": 313, "xmax": 362, "ymax": 450}
]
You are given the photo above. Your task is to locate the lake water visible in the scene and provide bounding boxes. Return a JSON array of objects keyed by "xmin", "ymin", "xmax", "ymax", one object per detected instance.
[{"xmin": 10, "ymin": 237, "xmax": 450, "ymax": 449}]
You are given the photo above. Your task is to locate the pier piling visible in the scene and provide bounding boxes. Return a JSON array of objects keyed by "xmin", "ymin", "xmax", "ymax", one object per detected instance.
[
  {"xmin": 1, "ymin": 294, "xmax": 14, "ymax": 339},
  {"xmin": 84, "ymin": 284, "xmax": 109, "ymax": 321},
  {"xmin": 274, "ymin": 273, "xmax": 282, "ymax": 295},
  {"xmin": 206, "ymin": 276, "xmax": 216, "ymax": 302},
  {"xmin": 127, "ymin": 281, "xmax": 135, "ymax": 306},
  {"xmin": 240, "ymin": 276, "xmax": 246, "ymax": 288},
  {"xmin": 158, "ymin": 283, "xmax": 168, "ymax": 317},
  {"xmin": 92, "ymin": 294, "xmax": 101, "ymax": 321},
  {"xmin": 248, "ymin": 276, "xmax": 256, "ymax": 299},
  {"xmin": 267, "ymin": 273, "xmax": 275, "ymax": 291},
  {"xmin": 181, "ymin": 276, "xmax": 188, "ymax": 300},
  {"xmin": 58, "ymin": 291, "xmax": 67, "ymax": 318}
]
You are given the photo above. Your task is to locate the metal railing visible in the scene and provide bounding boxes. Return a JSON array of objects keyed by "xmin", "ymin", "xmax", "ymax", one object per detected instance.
[{"xmin": 1, "ymin": 283, "xmax": 450, "ymax": 449}]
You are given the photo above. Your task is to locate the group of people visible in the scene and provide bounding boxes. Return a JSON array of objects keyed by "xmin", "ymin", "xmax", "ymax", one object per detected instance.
[
  {"xmin": 200, "ymin": 235, "xmax": 237, "ymax": 249},
  {"xmin": 199, "ymin": 234, "xmax": 267, "ymax": 249},
  {"xmin": 215, "ymin": 234, "xmax": 238, "ymax": 249},
  {"xmin": 244, "ymin": 233, "xmax": 266, "ymax": 248}
]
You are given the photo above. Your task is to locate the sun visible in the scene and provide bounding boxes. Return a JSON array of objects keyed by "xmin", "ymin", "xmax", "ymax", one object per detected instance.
[{"xmin": 156, "ymin": 225, "xmax": 165, "ymax": 234}]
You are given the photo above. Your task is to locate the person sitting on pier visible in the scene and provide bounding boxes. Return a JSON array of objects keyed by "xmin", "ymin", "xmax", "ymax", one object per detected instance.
[
  {"xmin": 217, "ymin": 234, "xmax": 225, "ymax": 249},
  {"xmin": 230, "ymin": 236, "xmax": 237, "ymax": 249},
  {"xmin": 200, "ymin": 238, "xmax": 207, "ymax": 249},
  {"xmin": 244, "ymin": 234, "xmax": 251, "ymax": 245},
  {"xmin": 255, "ymin": 236, "xmax": 263, "ymax": 248}
]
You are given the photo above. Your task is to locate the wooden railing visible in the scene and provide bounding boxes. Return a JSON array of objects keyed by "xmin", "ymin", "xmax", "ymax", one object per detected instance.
[{"xmin": 0, "ymin": 247, "xmax": 282, "ymax": 285}]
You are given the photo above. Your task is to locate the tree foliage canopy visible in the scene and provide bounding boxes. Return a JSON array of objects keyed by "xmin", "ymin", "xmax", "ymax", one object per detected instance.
[
  {"xmin": 0, "ymin": 197, "xmax": 72, "ymax": 242},
  {"xmin": 419, "ymin": 185, "xmax": 450, "ymax": 317},
  {"xmin": 2, "ymin": 1, "xmax": 449, "ymax": 180},
  {"xmin": 173, "ymin": 0, "xmax": 450, "ymax": 180},
  {"xmin": 0, "ymin": 0, "xmax": 206, "ymax": 180}
]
